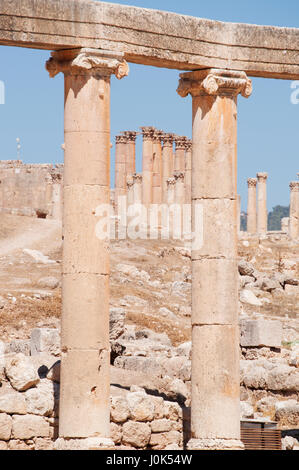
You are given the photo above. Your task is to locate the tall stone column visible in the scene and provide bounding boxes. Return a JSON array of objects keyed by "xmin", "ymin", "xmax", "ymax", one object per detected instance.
[
  {"xmin": 289, "ymin": 181, "xmax": 299, "ymax": 239},
  {"xmin": 174, "ymin": 172, "xmax": 185, "ymax": 206},
  {"xmin": 247, "ymin": 178, "xmax": 257, "ymax": 234},
  {"xmin": 126, "ymin": 175, "xmax": 134, "ymax": 206},
  {"xmin": 141, "ymin": 126, "xmax": 155, "ymax": 207},
  {"xmin": 122, "ymin": 131, "xmax": 137, "ymax": 180},
  {"xmin": 167, "ymin": 177, "xmax": 176, "ymax": 206},
  {"xmin": 185, "ymin": 139, "xmax": 192, "ymax": 204},
  {"xmin": 152, "ymin": 130, "xmax": 163, "ymax": 205},
  {"xmin": 115, "ymin": 134, "xmax": 128, "ymax": 207},
  {"xmin": 178, "ymin": 68, "xmax": 252, "ymax": 450},
  {"xmin": 162, "ymin": 133, "xmax": 174, "ymax": 203},
  {"xmin": 133, "ymin": 173, "xmax": 143, "ymax": 204},
  {"xmin": 46, "ymin": 48, "xmax": 129, "ymax": 449},
  {"xmin": 174, "ymin": 135, "xmax": 187, "ymax": 173},
  {"xmin": 257, "ymin": 172, "xmax": 268, "ymax": 235}
]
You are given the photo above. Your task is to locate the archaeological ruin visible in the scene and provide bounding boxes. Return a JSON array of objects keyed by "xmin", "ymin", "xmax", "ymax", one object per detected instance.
[{"xmin": 0, "ymin": 0, "xmax": 298, "ymax": 451}]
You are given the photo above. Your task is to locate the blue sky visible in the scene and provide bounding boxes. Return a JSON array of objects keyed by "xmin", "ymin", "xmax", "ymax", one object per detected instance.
[{"xmin": 0, "ymin": 0, "xmax": 298, "ymax": 210}]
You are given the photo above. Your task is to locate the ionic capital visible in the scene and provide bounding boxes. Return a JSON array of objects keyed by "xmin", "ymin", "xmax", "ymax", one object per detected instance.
[
  {"xmin": 247, "ymin": 178, "xmax": 257, "ymax": 188},
  {"xmin": 177, "ymin": 69, "xmax": 252, "ymax": 99},
  {"xmin": 46, "ymin": 48, "xmax": 129, "ymax": 79},
  {"xmin": 140, "ymin": 126, "xmax": 156, "ymax": 141},
  {"xmin": 257, "ymin": 172, "xmax": 268, "ymax": 182},
  {"xmin": 122, "ymin": 131, "xmax": 138, "ymax": 143},
  {"xmin": 290, "ymin": 181, "xmax": 299, "ymax": 192}
]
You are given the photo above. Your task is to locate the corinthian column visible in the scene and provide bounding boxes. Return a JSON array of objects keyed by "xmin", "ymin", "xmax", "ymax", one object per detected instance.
[
  {"xmin": 289, "ymin": 181, "xmax": 299, "ymax": 239},
  {"xmin": 185, "ymin": 139, "xmax": 192, "ymax": 204},
  {"xmin": 257, "ymin": 172, "xmax": 268, "ymax": 235},
  {"xmin": 247, "ymin": 178, "xmax": 257, "ymax": 234},
  {"xmin": 115, "ymin": 135, "xmax": 128, "ymax": 207},
  {"xmin": 133, "ymin": 173, "xmax": 143, "ymax": 204},
  {"xmin": 178, "ymin": 68, "xmax": 252, "ymax": 450},
  {"xmin": 46, "ymin": 48, "xmax": 129, "ymax": 449},
  {"xmin": 140, "ymin": 126, "xmax": 155, "ymax": 207},
  {"xmin": 122, "ymin": 131, "xmax": 138, "ymax": 180},
  {"xmin": 152, "ymin": 130, "xmax": 163, "ymax": 205},
  {"xmin": 162, "ymin": 133, "xmax": 174, "ymax": 203},
  {"xmin": 174, "ymin": 135, "xmax": 187, "ymax": 173}
]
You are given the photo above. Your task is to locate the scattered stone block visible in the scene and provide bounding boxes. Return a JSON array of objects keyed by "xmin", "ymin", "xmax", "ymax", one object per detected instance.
[
  {"xmin": 240, "ymin": 319, "xmax": 282, "ymax": 348},
  {"xmin": 30, "ymin": 328, "xmax": 60, "ymax": 356},
  {"xmin": 122, "ymin": 421, "xmax": 151, "ymax": 448},
  {"xmin": 0, "ymin": 413, "xmax": 12, "ymax": 441},
  {"xmin": 12, "ymin": 415, "xmax": 50, "ymax": 439},
  {"xmin": 5, "ymin": 353, "xmax": 40, "ymax": 391}
]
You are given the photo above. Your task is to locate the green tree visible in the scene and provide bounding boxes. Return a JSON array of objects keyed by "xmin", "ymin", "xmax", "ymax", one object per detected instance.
[{"xmin": 268, "ymin": 205, "xmax": 290, "ymax": 231}]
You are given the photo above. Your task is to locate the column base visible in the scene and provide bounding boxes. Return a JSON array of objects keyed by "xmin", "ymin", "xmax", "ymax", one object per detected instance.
[
  {"xmin": 187, "ymin": 438, "xmax": 244, "ymax": 451},
  {"xmin": 54, "ymin": 437, "xmax": 115, "ymax": 450}
]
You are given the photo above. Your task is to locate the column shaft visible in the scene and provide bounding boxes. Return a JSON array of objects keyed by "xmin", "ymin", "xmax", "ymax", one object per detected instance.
[
  {"xmin": 46, "ymin": 48, "xmax": 129, "ymax": 443},
  {"xmin": 257, "ymin": 173, "xmax": 268, "ymax": 235},
  {"xmin": 289, "ymin": 182, "xmax": 299, "ymax": 239},
  {"xmin": 177, "ymin": 68, "xmax": 252, "ymax": 450},
  {"xmin": 141, "ymin": 127, "xmax": 155, "ymax": 207},
  {"xmin": 161, "ymin": 134, "xmax": 174, "ymax": 204},
  {"xmin": 185, "ymin": 140, "xmax": 192, "ymax": 204},
  {"xmin": 247, "ymin": 178, "xmax": 257, "ymax": 234},
  {"xmin": 115, "ymin": 135, "xmax": 127, "ymax": 207}
]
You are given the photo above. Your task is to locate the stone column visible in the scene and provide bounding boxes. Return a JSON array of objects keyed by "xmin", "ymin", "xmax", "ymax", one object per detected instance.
[
  {"xmin": 126, "ymin": 175, "xmax": 134, "ymax": 207},
  {"xmin": 247, "ymin": 178, "xmax": 257, "ymax": 234},
  {"xmin": 115, "ymin": 135, "xmax": 128, "ymax": 206},
  {"xmin": 174, "ymin": 172, "xmax": 185, "ymax": 206},
  {"xmin": 141, "ymin": 126, "xmax": 155, "ymax": 207},
  {"xmin": 133, "ymin": 173, "xmax": 143, "ymax": 204},
  {"xmin": 122, "ymin": 131, "xmax": 138, "ymax": 180},
  {"xmin": 185, "ymin": 139, "xmax": 192, "ymax": 204},
  {"xmin": 257, "ymin": 172, "xmax": 268, "ymax": 235},
  {"xmin": 289, "ymin": 181, "xmax": 299, "ymax": 239},
  {"xmin": 46, "ymin": 48, "xmax": 129, "ymax": 449},
  {"xmin": 161, "ymin": 133, "xmax": 174, "ymax": 203},
  {"xmin": 52, "ymin": 177, "xmax": 63, "ymax": 220},
  {"xmin": 152, "ymin": 130, "xmax": 163, "ymax": 205},
  {"xmin": 178, "ymin": 68, "xmax": 252, "ymax": 450},
  {"xmin": 167, "ymin": 177, "xmax": 176, "ymax": 206},
  {"xmin": 174, "ymin": 135, "xmax": 187, "ymax": 173}
]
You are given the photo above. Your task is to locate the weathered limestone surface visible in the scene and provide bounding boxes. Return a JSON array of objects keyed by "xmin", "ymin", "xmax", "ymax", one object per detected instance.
[
  {"xmin": 0, "ymin": 161, "xmax": 63, "ymax": 219},
  {"xmin": 46, "ymin": 47, "xmax": 129, "ymax": 441},
  {"xmin": 240, "ymin": 319, "xmax": 282, "ymax": 348},
  {"xmin": 247, "ymin": 178, "xmax": 257, "ymax": 235},
  {"xmin": 178, "ymin": 68, "xmax": 252, "ymax": 450},
  {"xmin": 1, "ymin": 1, "xmax": 299, "ymax": 79}
]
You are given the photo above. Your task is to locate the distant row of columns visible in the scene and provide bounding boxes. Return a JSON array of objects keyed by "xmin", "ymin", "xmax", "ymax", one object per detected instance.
[
  {"xmin": 114, "ymin": 128, "xmax": 192, "ymax": 210},
  {"xmin": 247, "ymin": 173, "xmax": 299, "ymax": 239},
  {"xmin": 247, "ymin": 173, "xmax": 268, "ymax": 235}
]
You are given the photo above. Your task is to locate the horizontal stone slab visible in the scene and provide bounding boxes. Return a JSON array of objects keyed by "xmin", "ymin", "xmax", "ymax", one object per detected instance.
[{"xmin": 0, "ymin": 1, "xmax": 299, "ymax": 78}]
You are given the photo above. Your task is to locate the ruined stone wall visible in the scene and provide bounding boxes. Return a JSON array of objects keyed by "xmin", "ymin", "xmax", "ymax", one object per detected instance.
[
  {"xmin": 0, "ymin": 161, "xmax": 63, "ymax": 219},
  {"xmin": 0, "ymin": 324, "xmax": 298, "ymax": 450}
]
